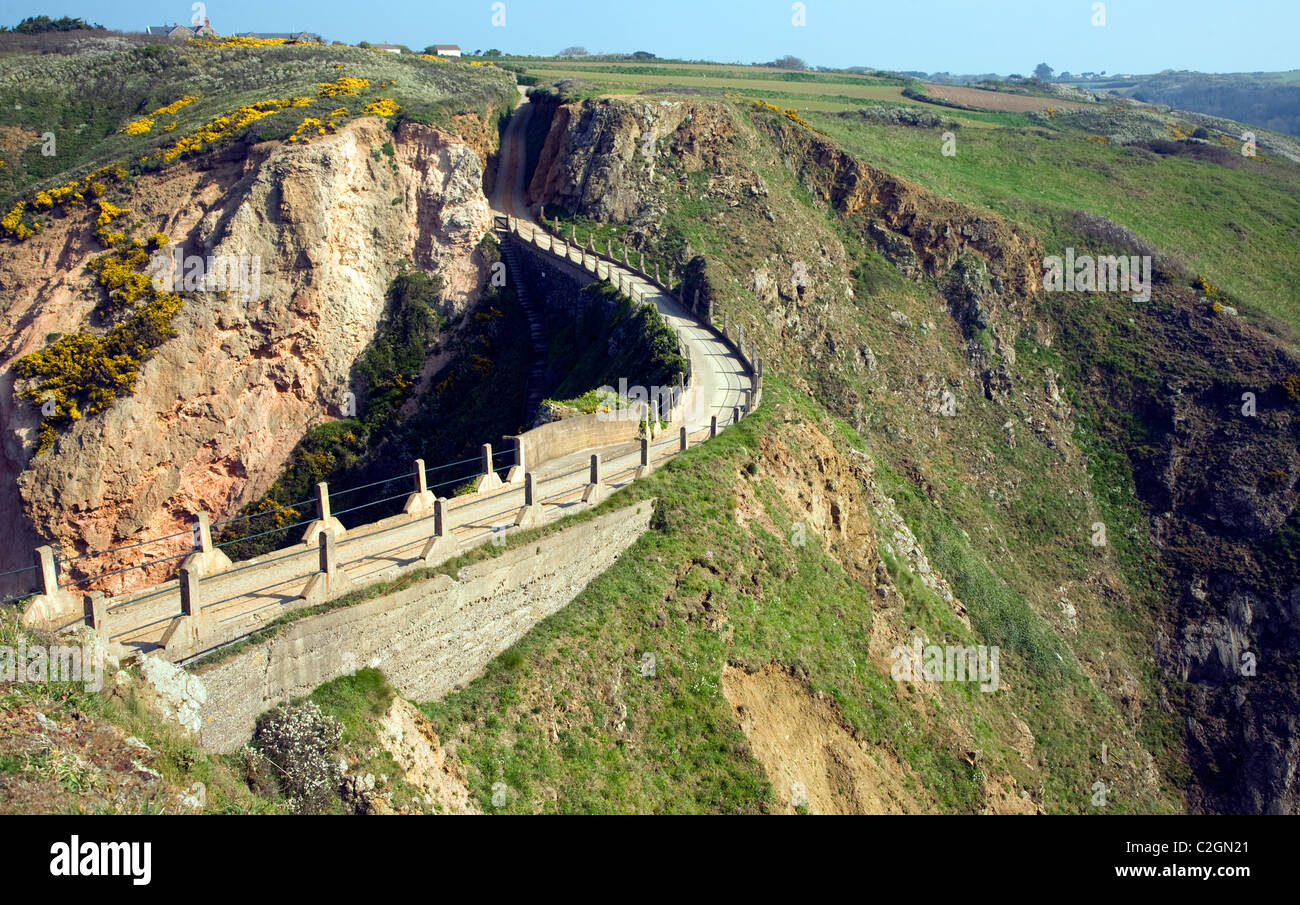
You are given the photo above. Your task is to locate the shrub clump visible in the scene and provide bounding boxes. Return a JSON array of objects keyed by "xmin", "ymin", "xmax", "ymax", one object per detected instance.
[{"xmin": 250, "ymin": 701, "xmax": 343, "ymax": 813}]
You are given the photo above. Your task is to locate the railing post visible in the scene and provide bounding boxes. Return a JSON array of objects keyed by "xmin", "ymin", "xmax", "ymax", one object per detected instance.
[
  {"xmin": 474, "ymin": 443, "xmax": 503, "ymax": 493},
  {"xmin": 640, "ymin": 438, "xmax": 650, "ymax": 468},
  {"xmin": 319, "ymin": 528, "xmax": 338, "ymax": 583},
  {"xmin": 506, "ymin": 436, "xmax": 526, "ymax": 483},
  {"xmin": 654, "ymin": 261, "xmax": 660, "ymax": 284},
  {"xmin": 194, "ymin": 512, "xmax": 215, "ymax": 555},
  {"xmin": 710, "ymin": 415, "xmax": 718, "ymax": 438},
  {"xmin": 582, "ymin": 454, "xmax": 608, "ymax": 505},
  {"xmin": 680, "ymin": 426, "xmax": 688, "ymax": 451},
  {"xmin": 315, "ymin": 481, "xmax": 331, "ymax": 523},
  {"xmin": 524, "ymin": 472, "xmax": 536, "ymax": 507},
  {"xmin": 733, "ymin": 405, "xmax": 742, "ymax": 424},
  {"xmin": 303, "ymin": 480, "xmax": 346, "ymax": 545},
  {"xmin": 723, "ymin": 311, "xmax": 730, "ymax": 340},
  {"xmin": 35, "ymin": 545, "xmax": 58, "ymax": 597},
  {"xmin": 184, "ymin": 510, "xmax": 234, "ymax": 576},
  {"xmin": 89, "ymin": 594, "xmax": 108, "ymax": 633},
  {"xmin": 421, "ymin": 497, "xmax": 459, "ymax": 562},
  {"xmin": 743, "ymin": 388, "xmax": 752, "ymax": 413},
  {"xmin": 414, "ymin": 458, "xmax": 428, "ymax": 496},
  {"xmin": 179, "ymin": 566, "xmax": 202, "ymax": 644}
]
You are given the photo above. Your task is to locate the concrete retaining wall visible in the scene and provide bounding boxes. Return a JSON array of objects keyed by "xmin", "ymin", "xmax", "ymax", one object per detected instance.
[{"xmin": 190, "ymin": 502, "xmax": 654, "ymax": 753}]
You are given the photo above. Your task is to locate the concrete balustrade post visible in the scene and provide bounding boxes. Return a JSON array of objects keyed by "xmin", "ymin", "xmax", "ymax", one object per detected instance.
[
  {"xmin": 17, "ymin": 545, "xmax": 83, "ymax": 632},
  {"xmin": 318, "ymin": 528, "xmax": 338, "ymax": 582},
  {"xmin": 710, "ymin": 415, "xmax": 718, "ymax": 438},
  {"xmin": 302, "ymin": 480, "xmax": 346, "ymax": 545},
  {"xmin": 183, "ymin": 511, "xmax": 234, "ymax": 577},
  {"xmin": 680, "ymin": 426, "xmax": 688, "ymax": 452},
  {"xmin": 606, "ymin": 238, "xmax": 613, "ymax": 259},
  {"xmin": 723, "ymin": 311, "xmax": 730, "ymax": 340},
  {"xmin": 474, "ymin": 443, "xmax": 504, "ymax": 493},
  {"xmin": 514, "ymin": 473, "xmax": 544, "ymax": 529},
  {"xmin": 737, "ymin": 324, "xmax": 746, "ymax": 359},
  {"xmin": 89, "ymin": 594, "xmax": 107, "ymax": 633},
  {"xmin": 506, "ymin": 437, "xmax": 525, "ymax": 483},
  {"xmin": 582, "ymin": 454, "xmax": 608, "ymax": 505},
  {"xmin": 570, "ymin": 223, "xmax": 576, "ymax": 243},
  {"xmin": 733, "ymin": 406, "xmax": 742, "ymax": 424},
  {"xmin": 404, "ymin": 458, "xmax": 438, "ymax": 515},
  {"xmin": 194, "ymin": 512, "xmax": 214, "ymax": 554},
  {"xmin": 756, "ymin": 357, "xmax": 764, "ymax": 380},
  {"xmin": 639, "ymin": 251, "xmax": 646, "ymax": 274},
  {"xmin": 36, "ymin": 545, "xmax": 58, "ymax": 598},
  {"xmin": 743, "ymin": 389, "xmax": 752, "ymax": 413},
  {"xmin": 179, "ymin": 566, "xmax": 203, "ymax": 645},
  {"xmin": 421, "ymin": 497, "xmax": 460, "ymax": 563},
  {"xmin": 302, "ymin": 527, "xmax": 351, "ymax": 604},
  {"xmin": 635, "ymin": 435, "xmax": 653, "ymax": 478},
  {"xmin": 655, "ymin": 262, "xmax": 661, "ymax": 284}
]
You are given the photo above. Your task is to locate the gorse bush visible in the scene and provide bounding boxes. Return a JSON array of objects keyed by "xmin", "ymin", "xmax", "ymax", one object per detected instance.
[{"xmin": 14, "ymin": 222, "xmax": 181, "ymax": 453}]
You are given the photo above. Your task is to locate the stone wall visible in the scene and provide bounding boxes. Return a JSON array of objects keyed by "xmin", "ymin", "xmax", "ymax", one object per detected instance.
[{"xmin": 190, "ymin": 501, "xmax": 654, "ymax": 752}]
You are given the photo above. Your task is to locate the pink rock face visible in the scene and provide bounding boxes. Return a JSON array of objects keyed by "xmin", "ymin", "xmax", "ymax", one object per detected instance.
[{"xmin": 0, "ymin": 119, "xmax": 493, "ymax": 594}]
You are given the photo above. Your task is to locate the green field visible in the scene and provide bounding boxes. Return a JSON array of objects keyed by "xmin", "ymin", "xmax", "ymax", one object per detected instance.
[
  {"xmin": 514, "ymin": 58, "xmax": 1300, "ymax": 334},
  {"xmin": 510, "ymin": 58, "xmax": 939, "ymax": 113}
]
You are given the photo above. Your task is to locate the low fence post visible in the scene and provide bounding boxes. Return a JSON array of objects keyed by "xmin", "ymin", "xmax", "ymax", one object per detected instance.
[
  {"xmin": 319, "ymin": 528, "xmax": 338, "ymax": 584},
  {"xmin": 506, "ymin": 437, "xmax": 526, "ymax": 483},
  {"xmin": 302, "ymin": 480, "xmax": 346, "ymax": 545},
  {"xmin": 179, "ymin": 566, "xmax": 202, "ymax": 645},
  {"xmin": 680, "ymin": 426, "xmax": 688, "ymax": 452},
  {"xmin": 515, "ymin": 472, "xmax": 545, "ymax": 529},
  {"xmin": 474, "ymin": 443, "xmax": 504, "ymax": 493},
  {"xmin": 421, "ymin": 497, "xmax": 459, "ymax": 562},
  {"xmin": 35, "ymin": 545, "xmax": 58, "ymax": 598},
  {"xmin": 733, "ymin": 405, "xmax": 742, "ymax": 424},
  {"xmin": 414, "ymin": 459, "xmax": 428, "ymax": 497},
  {"xmin": 582, "ymin": 454, "xmax": 608, "ymax": 505},
  {"xmin": 710, "ymin": 415, "xmax": 718, "ymax": 438}
]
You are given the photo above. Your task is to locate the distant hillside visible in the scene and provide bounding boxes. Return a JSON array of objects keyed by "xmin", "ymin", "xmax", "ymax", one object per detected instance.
[{"xmin": 1077, "ymin": 71, "xmax": 1300, "ymax": 137}]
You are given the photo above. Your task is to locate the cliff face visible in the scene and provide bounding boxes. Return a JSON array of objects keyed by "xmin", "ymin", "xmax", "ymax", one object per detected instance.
[
  {"xmin": 0, "ymin": 117, "xmax": 493, "ymax": 591},
  {"xmin": 526, "ymin": 95, "xmax": 1300, "ymax": 813}
]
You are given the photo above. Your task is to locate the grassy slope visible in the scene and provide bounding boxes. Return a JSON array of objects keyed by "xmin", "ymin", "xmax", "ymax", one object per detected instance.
[
  {"xmin": 812, "ymin": 110, "xmax": 1300, "ymax": 331},
  {"xmin": 421, "ymin": 381, "xmax": 1181, "ymax": 814},
  {"xmin": 0, "ymin": 40, "xmax": 516, "ymax": 200}
]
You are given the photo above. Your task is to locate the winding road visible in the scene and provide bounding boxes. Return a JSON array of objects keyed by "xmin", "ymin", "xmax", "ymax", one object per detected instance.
[{"xmin": 95, "ymin": 92, "xmax": 753, "ymax": 664}]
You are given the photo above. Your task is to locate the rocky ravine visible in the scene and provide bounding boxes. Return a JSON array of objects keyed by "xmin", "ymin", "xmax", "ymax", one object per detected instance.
[{"xmin": 0, "ymin": 117, "xmax": 495, "ymax": 592}]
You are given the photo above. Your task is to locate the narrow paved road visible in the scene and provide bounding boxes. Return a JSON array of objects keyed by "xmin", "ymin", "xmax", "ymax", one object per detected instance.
[{"xmin": 101, "ymin": 91, "xmax": 753, "ymax": 663}]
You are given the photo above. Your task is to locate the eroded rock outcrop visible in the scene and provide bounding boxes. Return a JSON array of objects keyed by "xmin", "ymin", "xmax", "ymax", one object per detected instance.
[{"xmin": 0, "ymin": 117, "xmax": 495, "ymax": 592}]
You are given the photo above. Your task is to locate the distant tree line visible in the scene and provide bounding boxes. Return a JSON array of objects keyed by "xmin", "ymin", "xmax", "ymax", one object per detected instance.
[{"xmin": 1, "ymin": 15, "xmax": 104, "ymax": 33}]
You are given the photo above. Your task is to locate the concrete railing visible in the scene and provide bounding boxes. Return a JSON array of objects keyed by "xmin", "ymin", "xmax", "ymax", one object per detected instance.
[{"xmin": 13, "ymin": 219, "xmax": 760, "ymax": 664}]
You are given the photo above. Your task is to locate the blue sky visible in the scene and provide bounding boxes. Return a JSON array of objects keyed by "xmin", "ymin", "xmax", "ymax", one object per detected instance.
[{"xmin": 5, "ymin": 0, "xmax": 1297, "ymax": 75}]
